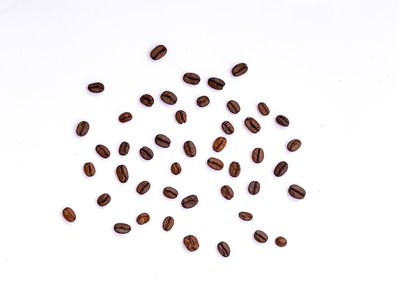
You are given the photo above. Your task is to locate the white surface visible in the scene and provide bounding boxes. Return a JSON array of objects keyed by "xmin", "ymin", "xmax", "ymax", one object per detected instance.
[{"xmin": 0, "ymin": 0, "xmax": 399, "ymax": 280}]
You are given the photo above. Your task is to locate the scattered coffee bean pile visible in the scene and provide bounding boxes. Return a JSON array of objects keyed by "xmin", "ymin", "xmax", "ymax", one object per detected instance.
[{"xmin": 62, "ymin": 44, "xmax": 306, "ymax": 257}]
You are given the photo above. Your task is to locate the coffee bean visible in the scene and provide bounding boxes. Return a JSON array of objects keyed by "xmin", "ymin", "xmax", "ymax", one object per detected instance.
[
  {"xmin": 96, "ymin": 144, "xmax": 110, "ymax": 158},
  {"xmin": 140, "ymin": 94, "xmax": 154, "ymax": 107},
  {"xmin": 287, "ymin": 139, "xmax": 301, "ymax": 152},
  {"xmin": 183, "ymin": 73, "xmax": 200, "ymax": 85},
  {"xmin": 221, "ymin": 121, "xmax": 234, "ymax": 135},
  {"xmin": 275, "ymin": 236, "xmax": 287, "ymax": 247},
  {"xmin": 181, "ymin": 195, "xmax": 198, "ymax": 209},
  {"xmin": 254, "ymin": 230, "xmax": 268, "ymax": 243},
  {"xmin": 150, "ymin": 44, "xmax": 167, "ymax": 60},
  {"xmin": 97, "ymin": 193, "xmax": 111, "ymax": 207},
  {"xmin": 239, "ymin": 211, "xmax": 253, "ymax": 221},
  {"xmin": 229, "ymin": 161, "xmax": 241, "ymax": 177},
  {"xmin": 119, "ymin": 141, "xmax": 130, "ymax": 156},
  {"xmin": 196, "ymin": 96, "xmax": 210, "ymax": 107},
  {"xmin": 171, "ymin": 162, "xmax": 182, "ymax": 175},
  {"xmin": 162, "ymin": 216, "xmax": 174, "ymax": 231},
  {"xmin": 217, "ymin": 241, "xmax": 231, "ymax": 257},
  {"xmin": 160, "ymin": 91, "xmax": 177, "ymax": 105},
  {"xmin": 208, "ymin": 77, "xmax": 225, "ymax": 90},
  {"xmin": 83, "ymin": 162, "xmax": 96, "ymax": 177},
  {"xmin": 244, "ymin": 117, "xmax": 261, "ymax": 133},
  {"xmin": 76, "ymin": 121, "xmax": 89, "ymax": 136},
  {"xmin": 248, "ymin": 181, "xmax": 260, "ymax": 195},
  {"xmin": 136, "ymin": 181, "xmax": 151, "ymax": 195},
  {"xmin": 183, "ymin": 141, "xmax": 196, "ymax": 157},
  {"xmin": 221, "ymin": 185, "xmax": 234, "ymax": 200},
  {"xmin": 227, "ymin": 100, "xmax": 241, "ymax": 114},
  {"xmin": 155, "ymin": 134, "xmax": 171, "ymax": 148},
  {"xmin": 288, "ymin": 184, "xmax": 306, "ymax": 199},
  {"xmin": 175, "ymin": 110, "xmax": 187, "ymax": 124},
  {"xmin": 163, "ymin": 187, "xmax": 178, "ymax": 199},
  {"xmin": 88, "ymin": 82, "xmax": 104, "ymax": 93},
  {"xmin": 114, "ymin": 223, "xmax": 131, "ymax": 234},
  {"xmin": 276, "ymin": 115, "xmax": 290, "ymax": 127},
  {"xmin": 119, "ymin": 112, "xmax": 132, "ymax": 123},
  {"xmin": 62, "ymin": 207, "xmax": 76, "ymax": 222},
  {"xmin": 136, "ymin": 212, "xmax": 150, "ymax": 225},
  {"xmin": 207, "ymin": 157, "xmax": 224, "ymax": 170},
  {"xmin": 258, "ymin": 102, "xmax": 270, "ymax": 116},
  {"xmin": 116, "ymin": 165, "xmax": 129, "ymax": 183},
  {"xmin": 252, "ymin": 148, "xmax": 264, "ymax": 163},
  {"xmin": 232, "ymin": 63, "xmax": 248, "ymax": 77},
  {"xmin": 183, "ymin": 235, "xmax": 199, "ymax": 252},
  {"xmin": 213, "ymin": 136, "xmax": 227, "ymax": 152},
  {"xmin": 139, "ymin": 146, "xmax": 154, "ymax": 160},
  {"xmin": 274, "ymin": 161, "xmax": 288, "ymax": 177}
]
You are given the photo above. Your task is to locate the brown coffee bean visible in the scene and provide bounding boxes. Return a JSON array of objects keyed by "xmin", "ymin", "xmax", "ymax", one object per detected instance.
[
  {"xmin": 287, "ymin": 139, "xmax": 302, "ymax": 152},
  {"xmin": 170, "ymin": 162, "xmax": 182, "ymax": 175},
  {"xmin": 97, "ymin": 193, "xmax": 111, "ymax": 207},
  {"xmin": 232, "ymin": 63, "xmax": 248, "ymax": 77},
  {"xmin": 181, "ymin": 195, "xmax": 198, "ymax": 209},
  {"xmin": 163, "ymin": 187, "xmax": 178, "ymax": 199},
  {"xmin": 183, "ymin": 141, "xmax": 196, "ymax": 157},
  {"xmin": 136, "ymin": 181, "xmax": 151, "ymax": 195},
  {"xmin": 217, "ymin": 241, "xmax": 231, "ymax": 257},
  {"xmin": 274, "ymin": 161, "xmax": 288, "ymax": 177},
  {"xmin": 150, "ymin": 44, "xmax": 167, "ymax": 60},
  {"xmin": 140, "ymin": 94, "xmax": 154, "ymax": 107},
  {"xmin": 119, "ymin": 112, "xmax": 132, "ymax": 123},
  {"xmin": 116, "ymin": 165, "xmax": 129, "ymax": 183},
  {"xmin": 239, "ymin": 211, "xmax": 253, "ymax": 221},
  {"xmin": 88, "ymin": 82, "xmax": 104, "ymax": 93},
  {"xmin": 196, "ymin": 96, "xmax": 210, "ymax": 107},
  {"xmin": 83, "ymin": 162, "xmax": 96, "ymax": 177},
  {"xmin": 276, "ymin": 115, "xmax": 290, "ymax": 127},
  {"xmin": 244, "ymin": 117, "xmax": 261, "ymax": 133},
  {"xmin": 76, "ymin": 121, "xmax": 89, "ymax": 136},
  {"xmin": 155, "ymin": 134, "xmax": 171, "ymax": 148},
  {"xmin": 227, "ymin": 100, "xmax": 241, "ymax": 114},
  {"xmin": 207, "ymin": 157, "xmax": 224, "ymax": 170},
  {"xmin": 183, "ymin": 73, "xmax": 200, "ymax": 85},
  {"xmin": 160, "ymin": 91, "xmax": 177, "ymax": 105},
  {"xmin": 162, "ymin": 216, "xmax": 174, "ymax": 231},
  {"xmin": 221, "ymin": 185, "xmax": 234, "ymax": 200},
  {"xmin": 288, "ymin": 184, "xmax": 306, "ymax": 199},
  {"xmin": 62, "ymin": 207, "xmax": 76, "ymax": 222},
  {"xmin": 175, "ymin": 110, "xmax": 187, "ymax": 124},
  {"xmin": 114, "ymin": 223, "xmax": 131, "ymax": 234},
  {"xmin": 96, "ymin": 144, "xmax": 110, "ymax": 158},
  {"xmin": 136, "ymin": 212, "xmax": 150, "ymax": 225},
  {"xmin": 213, "ymin": 137, "xmax": 227, "ymax": 152},
  {"xmin": 252, "ymin": 148, "xmax": 264, "ymax": 163},
  {"xmin": 248, "ymin": 181, "xmax": 260, "ymax": 195},
  {"xmin": 254, "ymin": 230, "xmax": 268, "ymax": 243},
  {"xmin": 275, "ymin": 236, "xmax": 287, "ymax": 247},
  {"xmin": 139, "ymin": 146, "xmax": 154, "ymax": 160},
  {"xmin": 258, "ymin": 102, "xmax": 270, "ymax": 116},
  {"xmin": 229, "ymin": 161, "xmax": 241, "ymax": 177},
  {"xmin": 119, "ymin": 141, "xmax": 130, "ymax": 156},
  {"xmin": 183, "ymin": 235, "xmax": 199, "ymax": 252},
  {"xmin": 221, "ymin": 121, "xmax": 234, "ymax": 135},
  {"xmin": 208, "ymin": 77, "xmax": 225, "ymax": 90}
]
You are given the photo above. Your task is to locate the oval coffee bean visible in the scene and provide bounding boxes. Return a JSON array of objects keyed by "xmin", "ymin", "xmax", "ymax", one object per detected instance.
[
  {"xmin": 88, "ymin": 82, "xmax": 104, "ymax": 93},
  {"xmin": 139, "ymin": 146, "xmax": 154, "ymax": 160},
  {"xmin": 258, "ymin": 102, "xmax": 270, "ymax": 116},
  {"xmin": 181, "ymin": 195, "xmax": 199, "ymax": 209},
  {"xmin": 170, "ymin": 162, "xmax": 182, "ymax": 175},
  {"xmin": 183, "ymin": 141, "xmax": 196, "ymax": 157},
  {"xmin": 175, "ymin": 110, "xmax": 187, "ymax": 124},
  {"xmin": 62, "ymin": 207, "xmax": 76, "ymax": 222},
  {"xmin": 116, "ymin": 165, "xmax": 129, "ymax": 183},
  {"xmin": 97, "ymin": 193, "xmax": 111, "ymax": 207},
  {"xmin": 114, "ymin": 223, "xmax": 131, "ymax": 234},
  {"xmin": 119, "ymin": 141, "xmax": 130, "ymax": 156},
  {"xmin": 140, "ymin": 94, "xmax": 154, "ymax": 107},
  {"xmin": 217, "ymin": 241, "xmax": 231, "ymax": 257},
  {"xmin": 252, "ymin": 148, "xmax": 264, "ymax": 163},
  {"xmin": 248, "ymin": 181, "xmax": 260, "ymax": 195},
  {"xmin": 275, "ymin": 236, "xmax": 287, "ymax": 247},
  {"xmin": 244, "ymin": 117, "xmax": 261, "ymax": 133},
  {"xmin": 288, "ymin": 184, "xmax": 306, "ymax": 199},
  {"xmin": 96, "ymin": 144, "xmax": 110, "ymax": 158},
  {"xmin": 254, "ymin": 230, "xmax": 268, "ymax": 243},
  {"xmin": 274, "ymin": 161, "xmax": 288, "ymax": 177},
  {"xmin": 136, "ymin": 181, "xmax": 151, "ymax": 195},
  {"xmin": 221, "ymin": 121, "xmax": 234, "ymax": 135},
  {"xmin": 227, "ymin": 100, "xmax": 241, "ymax": 114},
  {"xmin": 119, "ymin": 112, "xmax": 132, "ymax": 123},
  {"xmin": 183, "ymin": 73, "xmax": 200, "ymax": 85},
  {"xmin": 196, "ymin": 96, "xmax": 210, "ymax": 107},
  {"xmin": 287, "ymin": 139, "xmax": 302, "ymax": 152},
  {"xmin": 276, "ymin": 115, "xmax": 290, "ymax": 127},
  {"xmin": 155, "ymin": 134, "xmax": 171, "ymax": 148},
  {"xmin": 160, "ymin": 91, "xmax": 177, "ymax": 105},
  {"xmin": 208, "ymin": 77, "xmax": 225, "ymax": 90},
  {"xmin": 163, "ymin": 187, "xmax": 178, "ymax": 199},
  {"xmin": 239, "ymin": 211, "xmax": 253, "ymax": 221},
  {"xmin": 213, "ymin": 136, "xmax": 227, "ymax": 152},
  {"xmin": 162, "ymin": 216, "xmax": 175, "ymax": 231},
  {"xmin": 229, "ymin": 161, "xmax": 241, "ymax": 177},
  {"xmin": 83, "ymin": 162, "xmax": 96, "ymax": 177},
  {"xmin": 207, "ymin": 157, "xmax": 224, "ymax": 170},
  {"xmin": 136, "ymin": 212, "xmax": 150, "ymax": 225},
  {"xmin": 150, "ymin": 44, "xmax": 167, "ymax": 60},
  {"xmin": 221, "ymin": 185, "xmax": 234, "ymax": 200},
  {"xmin": 232, "ymin": 63, "xmax": 248, "ymax": 77},
  {"xmin": 76, "ymin": 121, "xmax": 89, "ymax": 136},
  {"xmin": 183, "ymin": 235, "xmax": 199, "ymax": 252}
]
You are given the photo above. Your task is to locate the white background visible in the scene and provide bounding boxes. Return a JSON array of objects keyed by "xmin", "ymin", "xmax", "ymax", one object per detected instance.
[{"xmin": 0, "ymin": 0, "xmax": 399, "ymax": 280}]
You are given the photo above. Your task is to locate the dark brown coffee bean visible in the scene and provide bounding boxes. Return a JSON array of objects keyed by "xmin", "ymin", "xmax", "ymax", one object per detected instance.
[
  {"xmin": 97, "ymin": 193, "xmax": 111, "ymax": 207},
  {"xmin": 171, "ymin": 162, "xmax": 182, "ymax": 175},
  {"xmin": 254, "ymin": 230, "xmax": 268, "ymax": 243},
  {"xmin": 160, "ymin": 91, "xmax": 177, "ymax": 105},
  {"xmin": 213, "ymin": 137, "xmax": 227, "ymax": 152},
  {"xmin": 116, "ymin": 165, "xmax": 129, "ymax": 183},
  {"xmin": 232, "ymin": 63, "xmax": 248, "ymax": 77},
  {"xmin": 248, "ymin": 181, "xmax": 260, "ymax": 195},
  {"xmin": 114, "ymin": 223, "xmax": 131, "ymax": 234},
  {"xmin": 229, "ymin": 162, "xmax": 241, "ymax": 177},
  {"xmin": 183, "ymin": 73, "xmax": 200, "ymax": 85},
  {"xmin": 136, "ymin": 181, "xmax": 151, "ymax": 195},
  {"xmin": 258, "ymin": 102, "xmax": 270, "ymax": 116},
  {"xmin": 183, "ymin": 141, "xmax": 196, "ymax": 157},
  {"xmin": 181, "ymin": 195, "xmax": 198, "ymax": 209},
  {"xmin": 162, "ymin": 216, "xmax": 174, "ymax": 231},
  {"xmin": 76, "ymin": 121, "xmax": 89, "ymax": 136},
  {"xmin": 288, "ymin": 184, "xmax": 306, "ymax": 199},
  {"xmin": 83, "ymin": 162, "xmax": 96, "ymax": 177},
  {"xmin": 221, "ymin": 185, "xmax": 234, "ymax": 200},
  {"xmin": 244, "ymin": 117, "xmax": 261, "ymax": 133},
  {"xmin": 208, "ymin": 77, "xmax": 225, "ymax": 90},
  {"xmin": 196, "ymin": 96, "xmax": 210, "ymax": 107},
  {"xmin": 276, "ymin": 115, "xmax": 290, "ymax": 127},
  {"xmin": 140, "ymin": 94, "xmax": 154, "ymax": 107},
  {"xmin": 207, "ymin": 157, "xmax": 224, "ymax": 170},
  {"xmin": 183, "ymin": 235, "xmax": 199, "ymax": 252},
  {"xmin": 150, "ymin": 44, "xmax": 167, "ymax": 60},
  {"xmin": 217, "ymin": 241, "xmax": 231, "ymax": 257},
  {"xmin": 252, "ymin": 148, "xmax": 264, "ymax": 163},
  {"xmin": 275, "ymin": 236, "xmax": 287, "ymax": 247},
  {"xmin": 62, "ymin": 207, "xmax": 76, "ymax": 222},
  {"xmin": 239, "ymin": 211, "xmax": 253, "ymax": 221},
  {"xmin": 163, "ymin": 187, "xmax": 178, "ymax": 199},
  {"xmin": 175, "ymin": 110, "xmax": 187, "ymax": 124},
  {"xmin": 88, "ymin": 82, "xmax": 104, "ymax": 93},
  {"xmin": 274, "ymin": 161, "xmax": 288, "ymax": 177},
  {"xmin": 136, "ymin": 212, "xmax": 150, "ymax": 225},
  {"xmin": 119, "ymin": 141, "xmax": 130, "ymax": 156},
  {"xmin": 155, "ymin": 134, "xmax": 171, "ymax": 148},
  {"xmin": 96, "ymin": 144, "xmax": 110, "ymax": 158},
  {"xmin": 139, "ymin": 146, "xmax": 153, "ymax": 160},
  {"xmin": 287, "ymin": 139, "xmax": 302, "ymax": 152},
  {"xmin": 221, "ymin": 121, "xmax": 234, "ymax": 135},
  {"xmin": 227, "ymin": 100, "xmax": 241, "ymax": 114},
  {"xmin": 119, "ymin": 112, "xmax": 132, "ymax": 123}
]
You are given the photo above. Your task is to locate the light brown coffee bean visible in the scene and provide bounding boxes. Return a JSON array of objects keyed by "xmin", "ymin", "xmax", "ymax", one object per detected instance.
[
  {"xmin": 136, "ymin": 213, "xmax": 150, "ymax": 225},
  {"xmin": 62, "ymin": 207, "xmax": 76, "ymax": 222},
  {"xmin": 213, "ymin": 137, "xmax": 227, "ymax": 152}
]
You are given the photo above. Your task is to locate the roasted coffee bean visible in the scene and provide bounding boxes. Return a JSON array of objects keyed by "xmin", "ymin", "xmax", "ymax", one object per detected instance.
[
  {"xmin": 208, "ymin": 77, "xmax": 225, "ymax": 90},
  {"xmin": 119, "ymin": 141, "xmax": 130, "ymax": 156},
  {"xmin": 97, "ymin": 193, "xmax": 111, "ymax": 207},
  {"xmin": 244, "ymin": 117, "xmax": 261, "ymax": 133},
  {"xmin": 160, "ymin": 91, "xmax": 177, "ymax": 105},
  {"xmin": 139, "ymin": 146, "xmax": 153, "ymax": 160},
  {"xmin": 114, "ymin": 223, "xmax": 131, "ymax": 234},
  {"xmin": 258, "ymin": 102, "xmax": 270, "ymax": 116},
  {"xmin": 239, "ymin": 211, "xmax": 253, "ymax": 221},
  {"xmin": 248, "ymin": 181, "xmax": 260, "ymax": 195},
  {"xmin": 116, "ymin": 165, "xmax": 129, "ymax": 183},
  {"xmin": 140, "ymin": 94, "xmax": 154, "ymax": 107},
  {"xmin": 88, "ymin": 82, "xmax": 104, "ymax": 93},
  {"xmin": 207, "ymin": 157, "xmax": 224, "ymax": 170},
  {"xmin": 181, "ymin": 195, "xmax": 198, "ymax": 209},
  {"xmin": 288, "ymin": 184, "xmax": 306, "ymax": 199},
  {"xmin": 96, "ymin": 144, "xmax": 110, "ymax": 158},
  {"xmin": 136, "ymin": 213, "xmax": 150, "ymax": 225},
  {"xmin": 76, "ymin": 121, "xmax": 89, "ymax": 136},
  {"xmin": 287, "ymin": 139, "xmax": 302, "ymax": 152},
  {"xmin": 163, "ymin": 187, "xmax": 178, "ymax": 199},
  {"xmin": 136, "ymin": 181, "xmax": 151, "ymax": 195},
  {"xmin": 183, "ymin": 141, "xmax": 196, "ymax": 157},
  {"xmin": 221, "ymin": 121, "xmax": 234, "ymax": 135},
  {"xmin": 276, "ymin": 115, "xmax": 290, "ymax": 127},
  {"xmin": 213, "ymin": 136, "xmax": 227, "ymax": 152},
  {"xmin": 62, "ymin": 207, "xmax": 76, "ymax": 222},
  {"xmin": 254, "ymin": 230, "xmax": 268, "ymax": 243},
  {"xmin": 175, "ymin": 110, "xmax": 187, "ymax": 124},
  {"xmin": 171, "ymin": 162, "xmax": 182, "ymax": 175},
  {"xmin": 275, "ymin": 236, "xmax": 287, "ymax": 247},
  {"xmin": 252, "ymin": 148, "xmax": 264, "ymax": 163},
  {"xmin": 155, "ymin": 134, "xmax": 171, "ymax": 148},
  {"xmin": 227, "ymin": 100, "xmax": 241, "ymax": 114},
  {"xmin": 229, "ymin": 161, "xmax": 241, "ymax": 177},
  {"xmin": 196, "ymin": 96, "xmax": 210, "ymax": 107},
  {"xmin": 221, "ymin": 185, "xmax": 234, "ymax": 200},
  {"xmin": 274, "ymin": 161, "xmax": 288, "ymax": 177},
  {"xmin": 217, "ymin": 241, "xmax": 231, "ymax": 257},
  {"xmin": 232, "ymin": 63, "xmax": 248, "ymax": 77},
  {"xmin": 83, "ymin": 162, "xmax": 96, "ymax": 177},
  {"xmin": 150, "ymin": 44, "xmax": 167, "ymax": 60},
  {"xmin": 162, "ymin": 216, "xmax": 174, "ymax": 231},
  {"xmin": 119, "ymin": 112, "xmax": 132, "ymax": 123},
  {"xmin": 183, "ymin": 73, "xmax": 200, "ymax": 85},
  {"xmin": 183, "ymin": 235, "xmax": 199, "ymax": 252}
]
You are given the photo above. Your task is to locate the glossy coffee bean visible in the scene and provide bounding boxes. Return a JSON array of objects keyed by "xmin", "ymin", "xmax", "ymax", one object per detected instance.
[
  {"xmin": 254, "ymin": 230, "xmax": 268, "ymax": 243},
  {"xmin": 88, "ymin": 82, "xmax": 104, "ymax": 93},
  {"xmin": 162, "ymin": 216, "xmax": 174, "ymax": 231},
  {"xmin": 275, "ymin": 236, "xmax": 287, "ymax": 247},
  {"xmin": 139, "ymin": 146, "xmax": 154, "ymax": 160},
  {"xmin": 150, "ymin": 45, "xmax": 167, "ymax": 60},
  {"xmin": 217, "ymin": 241, "xmax": 231, "ymax": 257},
  {"xmin": 140, "ymin": 94, "xmax": 154, "ymax": 107},
  {"xmin": 221, "ymin": 121, "xmax": 234, "ymax": 135},
  {"xmin": 136, "ymin": 181, "xmax": 151, "ymax": 195},
  {"xmin": 181, "ymin": 195, "xmax": 198, "ymax": 209},
  {"xmin": 207, "ymin": 157, "xmax": 224, "ymax": 170},
  {"xmin": 287, "ymin": 139, "xmax": 302, "ymax": 152},
  {"xmin": 208, "ymin": 77, "xmax": 225, "ymax": 90},
  {"xmin": 229, "ymin": 161, "xmax": 241, "ymax": 177},
  {"xmin": 232, "ymin": 63, "xmax": 248, "ymax": 77},
  {"xmin": 62, "ymin": 207, "xmax": 76, "ymax": 222},
  {"xmin": 163, "ymin": 187, "xmax": 178, "ymax": 199},
  {"xmin": 170, "ymin": 162, "xmax": 182, "ymax": 175},
  {"xmin": 116, "ymin": 165, "xmax": 129, "ymax": 183},
  {"xmin": 258, "ymin": 102, "xmax": 270, "ymax": 116},
  {"xmin": 288, "ymin": 184, "xmax": 306, "ymax": 199},
  {"xmin": 119, "ymin": 112, "xmax": 132, "ymax": 123},
  {"xmin": 227, "ymin": 100, "xmax": 240, "ymax": 114},
  {"xmin": 196, "ymin": 96, "xmax": 210, "ymax": 107},
  {"xmin": 96, "ymin": 144, "xmax": 110, "ymax": 158},
  {"xmin": 160, "ymin": 91, "xmax": 177, "ymax": 105},
  {"xmin": 97, "ymin": 193, "xmax": 111, "ymax": 207},
  {"xmin": 76, "ymin": 121, "xmax": 89, "ymax": 136},
  {"xmin": 83, "ymin": 162, "xmax": 96, "ymax": 177},
  {"xmin": 239, "ymin": 211, "xmax": 253, "ymax": 221},
  {"xmin": 119, "ymin": 141, "xmax": 130, "ymax": 156},
  {"xmin": 248, "ymin": 181, "xmax": 260, "ymax": 195},
  {"xmin": 155, "ymin": 134, "xmax": 171, "ymax": 148},
  {"xmin": 114, "ymin": 223, "xmax": 131, "ymax": 234},
  {"xmin": 183, "ymin": 73, "xmax": 200, "ymax": 85},
  {"xmin": 274, "ymin": 161, "xmax": 288, "ymax": 177},
  {"xmin": 221, "ymin": 185, "xmax": 234, "ymax": 200},
  {"xmin": 183, "ymin": 141, "xmax": 196, "ymax": 157},
  {"xmin": 213, "ymin": 136, "xmax": 227, "ymax": 152},
  {"xmin": 244, "ymin": 117, "xmax": 261, "ymax": 133},
  {"xmin": 183, "ymin": 235, "xmax": 199, "ymax": 252},
  {"xmin": 136, "ymin": 213, "xmax": 150, "ymax": 225},
  {"xmin": 175, "ymin": 110, "xmax": 187, "ymax": 124},
  {"xmin": 252, "ymin": 148, "xmax": 264, "ymax": 163},
  {"xmin": 276, "ymin": 115, "xmax": 290, "ymax": 127}
]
